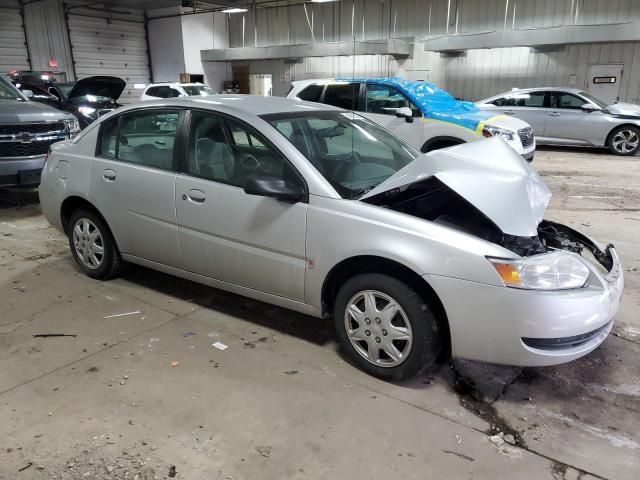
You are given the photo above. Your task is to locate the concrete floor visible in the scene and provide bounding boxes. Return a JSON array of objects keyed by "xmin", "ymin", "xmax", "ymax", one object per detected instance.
[{"xmin": 1, "ymin": 147, "xmax": 639, "ymax": 480}]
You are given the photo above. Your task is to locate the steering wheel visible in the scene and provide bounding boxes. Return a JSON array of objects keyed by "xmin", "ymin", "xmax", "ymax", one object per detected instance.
[
  {"xmin": 332, "ymin": 150, "xmax": 362, "ymax": 182},
  {"xmin": 239, "ymin": 153, "xmax": 260, "ymax": 171}
]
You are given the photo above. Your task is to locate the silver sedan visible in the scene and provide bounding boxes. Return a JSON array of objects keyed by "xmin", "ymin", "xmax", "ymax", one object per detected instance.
[
  {"xmin": 477, "ymin": 87, "xmax": 640, "ymax": 155},
  {"xmin": 39, "ymin": 96, "xmax": 623, "ymax": 380}
]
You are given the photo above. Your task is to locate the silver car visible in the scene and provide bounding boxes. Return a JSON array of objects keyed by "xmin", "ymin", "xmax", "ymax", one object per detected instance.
[
  {"xmin": 39, "ymin": 96, "xmax": 623, "ymax": 380},
  {"xmin": 477, "ymin": 87, "xmax": 640, "ymax": 155}
]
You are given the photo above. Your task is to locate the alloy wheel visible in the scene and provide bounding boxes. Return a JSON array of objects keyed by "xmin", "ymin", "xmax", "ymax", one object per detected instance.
[
  {"xmin": 612, "ymin": 129, "xmax": 639, "ymax": 154},
  {"xmin": 344, "ymin": 290, "xmax": 413, "ymax": 367},
  {"xmin": 72, "ymin": 218, "xmax": 104, "ymax": 270}
]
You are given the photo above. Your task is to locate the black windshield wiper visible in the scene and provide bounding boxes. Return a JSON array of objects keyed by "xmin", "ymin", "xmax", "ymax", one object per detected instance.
[{"xmin": 351, "ymin": 185, "xmax": 380, "ymax": 199}]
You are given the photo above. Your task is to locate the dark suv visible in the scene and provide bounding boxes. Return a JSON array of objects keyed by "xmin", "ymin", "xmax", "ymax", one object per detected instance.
[{"xmin": 0, "ymin": 76, "xmax": 79, "ymax": 187}]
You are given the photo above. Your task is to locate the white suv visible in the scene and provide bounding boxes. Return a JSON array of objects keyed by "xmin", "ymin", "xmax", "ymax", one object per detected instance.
[
  {"xmin": 288, "ymin": 78, "xmax": 536, "ymax": 161},
  {"xmin": 140, "ymin": 82, "xmax": 217, "ymax": 101}
]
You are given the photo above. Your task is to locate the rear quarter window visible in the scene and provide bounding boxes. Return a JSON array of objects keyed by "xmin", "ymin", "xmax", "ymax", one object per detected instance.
[{"xmin": 297, "ymin": 84, "xmax": 324, "ymax": 102}]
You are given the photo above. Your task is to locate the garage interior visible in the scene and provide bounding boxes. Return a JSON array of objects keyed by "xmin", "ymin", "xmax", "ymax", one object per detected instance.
[{"xmin": 1, "ymin": 0, "xmax": 639, "ymax": 479}]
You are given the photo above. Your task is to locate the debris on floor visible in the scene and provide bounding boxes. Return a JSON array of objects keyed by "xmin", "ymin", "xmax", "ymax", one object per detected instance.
[
  {"xmin": 255, "ymin": 446, "xmax": 272, "ymax": 457},
  {"xmin": 102, "ymin": 311, "xmax": 142, "ymax": 319},
  {"xmin": 32, "ymin": 333, "xmax": 77, "ymax": 338},
  {"xmin": 212, "ymin": 342, "xmax": 228, "ymax": 351}
]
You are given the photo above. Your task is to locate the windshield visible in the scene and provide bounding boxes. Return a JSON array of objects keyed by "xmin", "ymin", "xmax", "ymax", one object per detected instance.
[
  {"xmin": 183, "ymin": 85, "xmax": 217, "ymax": 96},
  {"xmin": 579, "ymin": 91, "xmax": 608, "ymax": 108},
  {"xmin": 263, "ymin": 111, "xmax": 419, "ymax": 198},
  {"xmin": 0, "ymin": 77, "xmax": 25, "ymax": 100}
]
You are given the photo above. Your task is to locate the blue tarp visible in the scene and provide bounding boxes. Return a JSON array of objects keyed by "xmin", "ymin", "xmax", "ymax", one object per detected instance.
[{"xmin": 337, "ymin": 77, "xmax": 497, "ymax": 133}]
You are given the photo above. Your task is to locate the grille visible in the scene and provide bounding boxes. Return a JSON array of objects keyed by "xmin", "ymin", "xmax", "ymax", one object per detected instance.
[
  {"xmin": 0, "ymin": 122, "xmax": 67, "ymax": 158},
  {"xmin": 0, "ymin": 138, "xmax": 61, "ymax": 157},
  {"xmin": 518, "ymin": 127, "xmax": 534, "ymax": 148},
  {"xmin": 0, "ymin": 122, "xmax": 65, "ymax": 135}
]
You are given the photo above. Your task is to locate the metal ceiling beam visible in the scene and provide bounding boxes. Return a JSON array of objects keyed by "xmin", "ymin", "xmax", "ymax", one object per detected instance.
[{"xmin": 202, "ymin": 38, "xmax": 414, "ymax": 62}]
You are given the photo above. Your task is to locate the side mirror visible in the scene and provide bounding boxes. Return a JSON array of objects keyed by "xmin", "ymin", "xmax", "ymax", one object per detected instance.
[
  {"xmin": 244, "ymin": 175, "xmax": 305, "ymax": 202},
  {"xmin": 581, "ymin": 103, "xmax": 600, "ymax": 112},
  {"xmin": 394, "ymin": 106, "xmax": 414, "ymax": 123},
  {"xmin": 22, "ymin": 89, "xmax": 34, "ymax": 98}
]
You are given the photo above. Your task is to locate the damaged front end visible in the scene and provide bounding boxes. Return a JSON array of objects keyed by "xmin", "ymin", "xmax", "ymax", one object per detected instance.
[{"xmin": 360, "ymin": 138, "xmax": 617, "ymax": 276}]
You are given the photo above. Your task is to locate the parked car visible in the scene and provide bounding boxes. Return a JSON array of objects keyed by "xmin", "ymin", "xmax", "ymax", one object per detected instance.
[
  {"xmin": 10, "ymin": 71, "xmax": 125, "ymax": 129},
  {"xmin": 0, "ymin": 75, "xmax": 79, "ymax": 187},
  {"xmin": 477, "ymin": 87, "xmax": 640, "ymax": 156},
  {"xmin": 287, "ymin": 77, "xmax": 536, "ymax": 161},
  {"xmin": 39, "ymin": 96, "xmax": 622, "ymax": 380},
  {"xmin": 140, "ymin": 82, "xmax": 218, "ymax": 101}
]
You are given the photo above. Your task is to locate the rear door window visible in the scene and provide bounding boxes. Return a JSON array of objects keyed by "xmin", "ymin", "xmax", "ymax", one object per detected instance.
[
  {"xmin": 298, "ymin": 84, "xmax": 324, "ymax": 102},
  {"xmin": 98, "ymin": 116, "xmax": 119, "ymax": 159},
  {"xmin": 493, "ymin": 91, "xmax": 546, "ymax": 107},
  {"xmin": 322, "ymin": 83, "xmax": 360, "ymax": 110},
  {"xmin": 99, "ymin": 109, "xmax": 180, "ymax": 170}
]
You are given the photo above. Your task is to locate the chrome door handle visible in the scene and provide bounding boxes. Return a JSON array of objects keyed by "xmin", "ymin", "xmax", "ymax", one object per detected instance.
[
  {"xmin": 187, "ymin": 189, "xmax": 206, "ymax": 203},
  {"xmin": 103, "ymin": 169, "xmax": 116, "ymax": 181},
  {"xmin": 548, "ymin": 112, "xmax": 561, "ymax": 117},
  {"xmin": 503, "ymin": 110, "xmax": 515, "ymax": 115}
]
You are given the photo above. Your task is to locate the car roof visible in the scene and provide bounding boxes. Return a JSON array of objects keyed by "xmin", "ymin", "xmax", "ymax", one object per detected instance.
[
  {"xmin": 124, "ymin": 95, "xmax": 342, "ymax": 116},
  {"xmin": 485, "ymin": 87, "xmax": 586, "ymax": 98},
  {"xmin": 146, "ymin": 82, "xmax": 204, "ymax": 87}
]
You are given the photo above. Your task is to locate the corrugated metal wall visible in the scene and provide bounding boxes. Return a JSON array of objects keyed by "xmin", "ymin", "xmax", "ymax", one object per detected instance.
[
  {"xmin": 224, "ymin": 0, "xmax": 640, "ymax": 102},
  {"xmin": 0, "ymin": 0, "xmax": 30, "ymax": 73},
  {"xmin": 67, "ymin": 6, "xmax": 150, "ymax": 104},
  {"xmin": 403, "ymin": 42, "xmax": 640, "ymax": 103}
]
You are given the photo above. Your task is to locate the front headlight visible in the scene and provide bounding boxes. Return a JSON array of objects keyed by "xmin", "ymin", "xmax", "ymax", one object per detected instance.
[
  {"xmin": 64, "ymin": 118, "xmax": 81, "ymax": 139},
  {"xmin": 78, "ymin": 106, "xmax": 97, "ymax": 117},
  {"xmin": 482, "ymin": 125, "xmax": 514, "ymax": 141},
  {"xmin": 487, "ymin": 251, "xmax": 590, "ymax": 290}
]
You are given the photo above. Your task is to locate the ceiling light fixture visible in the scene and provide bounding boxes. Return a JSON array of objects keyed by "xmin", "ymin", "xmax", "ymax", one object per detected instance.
[{"xmin": 221, "ymin": 7, "xmax": 248, "ymax": 13}]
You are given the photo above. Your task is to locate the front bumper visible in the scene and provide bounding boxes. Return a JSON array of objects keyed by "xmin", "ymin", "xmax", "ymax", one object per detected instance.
[
  {"xmin": 0, "ymin": 155, "xmax": 45, "ymax": 187},
  {"xmin": 425, "ymin": 246, "xmax": 623, "ymax": 367}
]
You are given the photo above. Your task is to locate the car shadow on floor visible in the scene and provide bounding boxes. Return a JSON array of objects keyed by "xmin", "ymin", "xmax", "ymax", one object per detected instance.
[{"xmin": 118, "ymin": 263, "xmax": 337, "ymax": 347}]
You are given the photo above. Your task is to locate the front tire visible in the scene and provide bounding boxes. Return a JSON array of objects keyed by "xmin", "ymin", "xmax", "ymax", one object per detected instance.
[
  {"xmin": 68, "ymin": 208, "xmax": 122, "ymax": 280},
  {"xmin": 608, "ymin": 125, "xmax": 640, "ymax": 156},
  {"xmin": 333, "ymin": 273, "xmax": 442, "ymax": 381}
]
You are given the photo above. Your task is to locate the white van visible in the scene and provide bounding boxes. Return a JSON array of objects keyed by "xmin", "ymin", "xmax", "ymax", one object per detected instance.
[{"xmin": 288, "ymin": 77, "xmax": 535, "ymax": 161}]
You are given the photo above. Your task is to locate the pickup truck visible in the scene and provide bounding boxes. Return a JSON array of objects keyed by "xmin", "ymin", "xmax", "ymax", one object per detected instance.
[{"xmin": 0, "ymin": 75, "xmax": 79, "ymax": 187}]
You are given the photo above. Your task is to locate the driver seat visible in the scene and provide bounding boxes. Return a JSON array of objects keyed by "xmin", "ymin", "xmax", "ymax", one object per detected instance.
[{"xmin": 195, "ymin": 125, "xmax": 235, "ymax": 182}]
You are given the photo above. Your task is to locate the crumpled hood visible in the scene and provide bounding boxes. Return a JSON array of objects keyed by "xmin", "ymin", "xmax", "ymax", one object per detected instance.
[
  {"xmin": 67, "ymin": 76, "xmax": 125, "ymax": 100},
  {"xmin": 361, "ymin": 138, "xmax": 551, "ymax": 237},
  {"xmin": 606, "ymin": 102, "xmax": 640, "ymax": 117}
]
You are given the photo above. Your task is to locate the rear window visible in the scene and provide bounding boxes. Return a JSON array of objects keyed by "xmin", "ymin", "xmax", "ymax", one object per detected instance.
[
  {"xmin": 298, "ymin": 84, "xmax": 324, "ymax": 102},
  {"xmin": 323, "ymin": 83, "xmax": 359, "ymax": 110}
]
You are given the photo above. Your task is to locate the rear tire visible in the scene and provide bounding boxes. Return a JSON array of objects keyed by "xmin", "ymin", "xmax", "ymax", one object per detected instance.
[
  {"xmin": 333, "ymin": 273, "xmax": 443, "ymax": 381},
  {"xmin": 607, "ymin": 125, "xmax": 640, "ymax": 156},
  {"xmin": 68, "ymin": 208, "xmax": 122, "ymax": 280}
]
